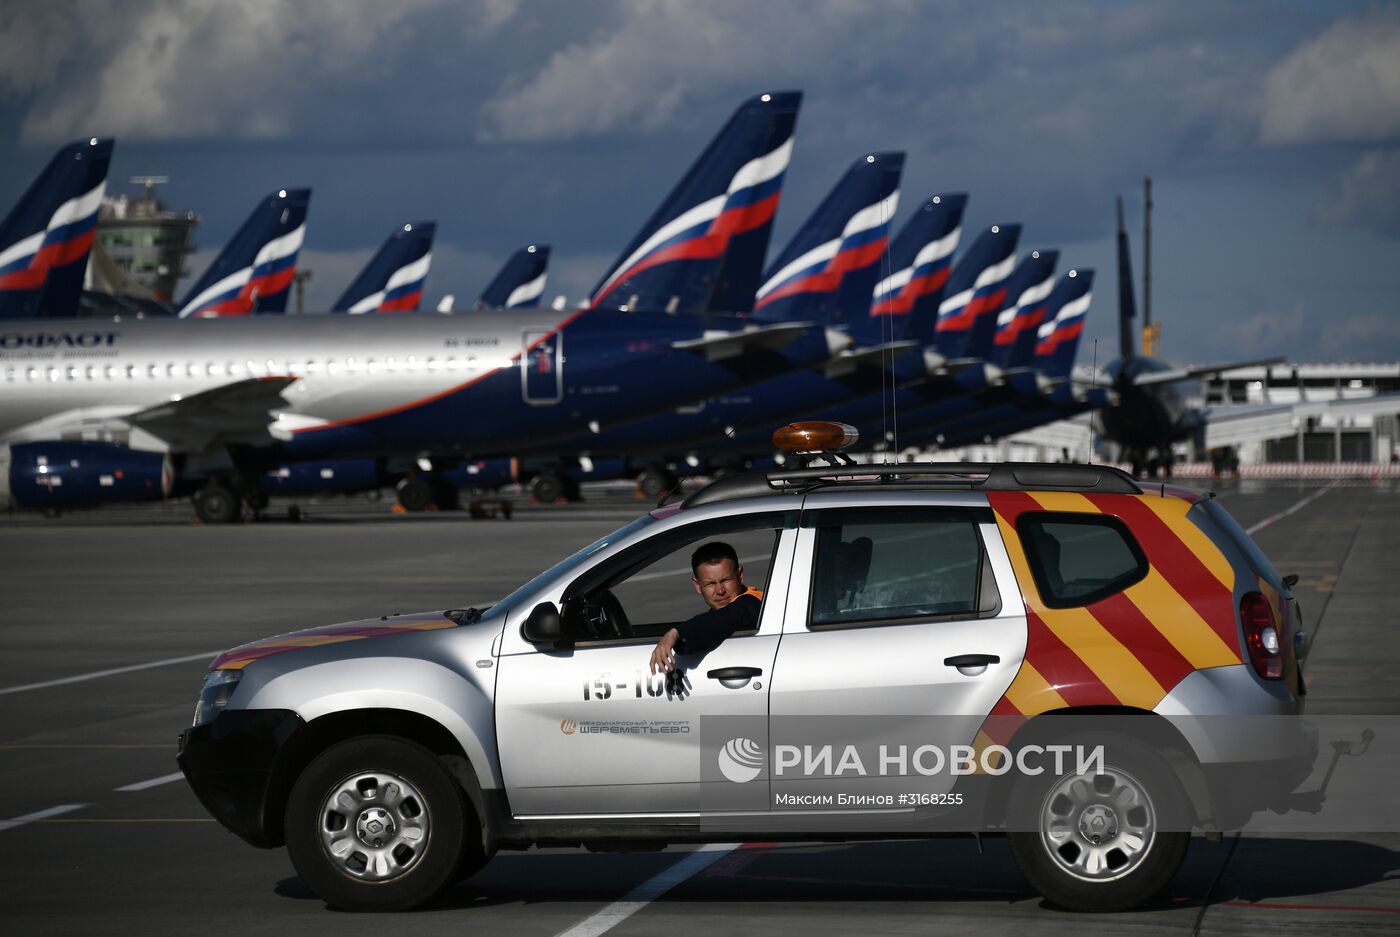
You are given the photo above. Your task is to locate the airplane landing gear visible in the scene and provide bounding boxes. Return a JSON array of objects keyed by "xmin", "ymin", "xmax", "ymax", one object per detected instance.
[
  {"xmin": 193, "ymin": 482, "xmax": 240, "ymax": 524},
  {"xmin": 395, "ymin": 475, "xmax": 464, "ymax": 512},
  {"xmin": 636, "ymin": 466, "xmax": 679, "ymax": 499},
  {"xmin": 529, "ymin": 471, "xmax": 580, "ymax": 504}
]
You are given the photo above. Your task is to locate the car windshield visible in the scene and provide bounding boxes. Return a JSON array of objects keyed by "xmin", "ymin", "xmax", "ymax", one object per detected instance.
[{"xmin": 487, "ymin": 514, "xmax": 656, "ymax": 619}]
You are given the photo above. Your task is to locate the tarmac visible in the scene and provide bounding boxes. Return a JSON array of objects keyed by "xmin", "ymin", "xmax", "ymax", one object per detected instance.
[{"xmin": 0, "ymin": 478, "xmax": 1396, "ymax": 936}]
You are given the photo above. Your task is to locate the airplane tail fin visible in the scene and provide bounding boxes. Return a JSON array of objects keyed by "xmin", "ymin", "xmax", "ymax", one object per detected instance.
[
  {"xmin": 331, "ymin": 221, "xmax": 435, "ymax": 313},
  {"xmin": 752, "ymin": 151, "xmax": 904, "ymax": 340},
  {"xmin": 477, "ymin": 244, "xmax": 550, "ymax": 309},
  {"xmin": 1032, "ymin": 268, "xmax": 1094, "ymax": 379},
  {"xmin": 927, "ymin": 223, "xmax": 1021, "ymax": 358},
  {"xmin": 588, "ymin": 91, "xmax": 801, "ymax": 316},
  {"xmin": 1116, "ymin": 196, "xmax": 1137, "ymax": 362},
  {"xmin": 178, "ymin": 187, "xmax": 310, "ymax": 317},
  {"xmin": 0, "ymin": 138, "xmax": 113, "ymax": 320},
  {"xmin": 872, "ymin": 192, "xmax": 966, "ymax": 333},
  {"xmin": 990, "ymin": 249, "xmax": 1060, "ymax": 368}
]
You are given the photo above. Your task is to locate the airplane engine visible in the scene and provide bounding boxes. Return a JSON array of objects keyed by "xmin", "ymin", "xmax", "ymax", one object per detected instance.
[{"xmin": 1, "ymin": 441, "xmax": 172, "ymax": 511}]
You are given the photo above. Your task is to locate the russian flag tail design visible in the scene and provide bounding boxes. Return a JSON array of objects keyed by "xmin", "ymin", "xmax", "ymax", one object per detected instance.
[
  {"xmin": 1033, "ymin": 268, "xmax": 1095, "ymax": 378},
  {"xmin": 177, "ymin": 188, "xmax": 311, "ymax": 318},
  {"xmin": 872, "ymin": 192, "xmax": 967, "ymax": 340},
  {"xmin": 0, "ymin": 138, "xmax": 113, "ymax": 319},
  {"xmin": 587, "ymin": 91, "xmax": 801, "ymax": 316},
  {"xmin": 989, "ymin": 249, "xmax": 1060, "ymax": 368},
  {"xmin": 332, "ymin": 221, "xmax": 436, "ymax": 314},
  {"xmin": 478, "ymin": 244, "xmax": 550, "ymax": 309},
  {"xmin": 930, "ymin": 223, "xmax": 1021, "ymax": 359},
  {"xmin": 753, "ymin": 152, "xmax": 904, "ymax": 337}
]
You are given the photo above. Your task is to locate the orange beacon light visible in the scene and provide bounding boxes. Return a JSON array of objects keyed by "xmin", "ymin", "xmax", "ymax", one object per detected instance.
[{"xmin": 772, "ymin": 421, "xmax": 859, "ymax": 454}]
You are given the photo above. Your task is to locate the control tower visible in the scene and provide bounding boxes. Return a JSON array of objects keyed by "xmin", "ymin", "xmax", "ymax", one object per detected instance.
[{"xmin": 94, "ymin": 176, "xmax": 199, "ymax": 301}]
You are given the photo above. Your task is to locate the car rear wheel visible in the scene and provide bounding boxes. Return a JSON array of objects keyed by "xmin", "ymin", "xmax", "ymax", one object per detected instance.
[
  {"xmin": 285, "ymin": 736, "xmax": 472, "ymax": 911},
  {"xmin": 1007, "ymin": 733, "xmax": 1189, "ymax": 912}
]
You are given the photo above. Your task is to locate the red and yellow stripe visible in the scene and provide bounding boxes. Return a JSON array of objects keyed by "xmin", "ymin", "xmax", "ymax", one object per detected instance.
[{"xmin": 987, "ymin": 490, "xmax": 1242, "ymax": 719}]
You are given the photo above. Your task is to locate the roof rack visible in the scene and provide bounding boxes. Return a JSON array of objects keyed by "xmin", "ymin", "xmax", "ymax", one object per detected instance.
[{"xmin": 681, "ymin": 461, "xmax": 1141, "ymax": 508}]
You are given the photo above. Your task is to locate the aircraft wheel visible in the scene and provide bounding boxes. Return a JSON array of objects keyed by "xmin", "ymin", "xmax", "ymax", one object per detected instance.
[
  {"xmin": 529, "ymin": 473, "xmax": 565, "ymax": 504},
  {"xmin": 396, "ymin": 477, "xmax": 433, "ymax": 512},
  {"xmin": 636, "ymin": 467, "xmax": 674, "ymax": 499},
  {"xmin": 194, "ymin": 483, "xmax": 240, "ymax": 524}
]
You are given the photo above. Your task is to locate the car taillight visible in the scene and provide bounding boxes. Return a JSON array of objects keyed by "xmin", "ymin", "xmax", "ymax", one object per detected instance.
[{"xmin": 1241, "ymin": 591, "xmax": 1283, "ymax": 680}]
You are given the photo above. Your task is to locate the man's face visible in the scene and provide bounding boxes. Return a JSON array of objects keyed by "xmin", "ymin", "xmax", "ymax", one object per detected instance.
[{"xmin": 692, "ymin": 558, "xmax": 744, "ymax": 610}]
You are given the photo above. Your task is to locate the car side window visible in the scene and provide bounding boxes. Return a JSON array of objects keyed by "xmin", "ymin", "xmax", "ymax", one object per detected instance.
[
  {"xmin": 1017, "ymin": 512, "xmax": 1148, "ymax": 608},
  {"xmin": 806, "ymin": 508, "xmax": 991, "ymax": 629},
  {"xmin": 563, "ymin": 512, "xmax": 793, "ymax": 645}
]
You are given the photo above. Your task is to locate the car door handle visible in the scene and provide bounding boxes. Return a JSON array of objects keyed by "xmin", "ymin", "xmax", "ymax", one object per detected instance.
[
  {"xmin": 707, "ymin": 666, "xmax": 763, "ymax": 681},
  {"xmin": 944, "ymin": 654, "xmax": 1000, "ymax": 669}
]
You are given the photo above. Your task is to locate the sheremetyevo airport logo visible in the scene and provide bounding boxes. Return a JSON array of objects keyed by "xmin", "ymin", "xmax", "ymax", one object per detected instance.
[{"xmin": 718, "ymin": 737, "xmax": 764, "ymax": 783}]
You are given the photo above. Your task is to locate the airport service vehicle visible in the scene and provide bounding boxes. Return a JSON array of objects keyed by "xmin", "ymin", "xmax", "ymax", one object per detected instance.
[{"xmin": 179, "ymin": 423, "xmax": 1314, "ymax": 913}]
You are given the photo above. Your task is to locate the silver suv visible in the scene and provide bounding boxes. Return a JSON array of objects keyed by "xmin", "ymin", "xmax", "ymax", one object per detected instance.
[{"xmin": 179, "ymin": 461, "xmax": 1315, "ymax": 912}]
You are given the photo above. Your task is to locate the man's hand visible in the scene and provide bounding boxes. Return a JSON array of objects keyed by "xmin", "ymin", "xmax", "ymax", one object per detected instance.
[{"xmin": 650, "ymin": 628, "xmax": 680, "ymax": 673}]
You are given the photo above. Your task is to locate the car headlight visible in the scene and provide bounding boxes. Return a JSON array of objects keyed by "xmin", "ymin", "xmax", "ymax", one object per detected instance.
[{"xmin": 192, "ymin": 669, "xmax": 243, "ymax": 727}]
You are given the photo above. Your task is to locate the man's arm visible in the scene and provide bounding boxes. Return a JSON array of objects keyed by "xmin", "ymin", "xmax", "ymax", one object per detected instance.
[{"xmin": 649, "ymin": 595, "xmax": 760, "ymax": 672}]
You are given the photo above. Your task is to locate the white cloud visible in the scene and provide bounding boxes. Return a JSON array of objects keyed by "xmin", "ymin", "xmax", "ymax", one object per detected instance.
[
  {"xmin": 5, "ymin": 0, "xmax": 519, "ymax": 143},
  {"xmin": 1260, "ymin": 7, "xmax": 1400, "ymax": 145},
  {"xmin": 477, "ymin": 0, "xmax": 902, "ymax": 143}
]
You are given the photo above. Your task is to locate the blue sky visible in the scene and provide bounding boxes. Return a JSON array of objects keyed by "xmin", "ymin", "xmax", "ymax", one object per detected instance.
[{"xmin": 2, "ymin": 0, "xmax": 1397, "ymax": 362}]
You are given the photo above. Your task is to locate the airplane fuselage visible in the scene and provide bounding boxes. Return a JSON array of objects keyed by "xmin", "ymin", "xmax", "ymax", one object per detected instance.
[
  {"xmin": 0, "ymin": 311, "xmax": 828, "ymax": 463},
  {"xmin": 1094, "ymin": 355, "xmax": 1193, "ymax": 454}
]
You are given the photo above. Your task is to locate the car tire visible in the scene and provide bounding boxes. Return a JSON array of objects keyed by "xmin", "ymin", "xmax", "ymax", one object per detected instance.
[
  {"xmin": 193, "ymin": 483, "xmax": 239, "ymax": 524},
  {"xmin": 285, "ymin": 736, "xmax": 469, "ymax": 912},
  {"xmin": 1006, "ymin": 732, "xmax": 1189, "ymax": 912}
]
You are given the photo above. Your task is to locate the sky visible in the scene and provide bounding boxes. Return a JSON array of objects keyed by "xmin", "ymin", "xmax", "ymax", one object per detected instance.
[{"xmin": 2, "ymin": 0, "xmax": 1398, "ymax": 363}]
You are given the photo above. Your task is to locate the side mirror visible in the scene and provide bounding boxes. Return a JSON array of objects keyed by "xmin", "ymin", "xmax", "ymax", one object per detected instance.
[{"xmin": 521, "ymin": 601, "xmax": 562, "ymax": 645}]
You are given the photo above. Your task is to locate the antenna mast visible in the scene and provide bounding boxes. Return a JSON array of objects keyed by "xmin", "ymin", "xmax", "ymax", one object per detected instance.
[{"xmin": 1142, "ymin": 176, "xmax": 1158, "ymax": 356}]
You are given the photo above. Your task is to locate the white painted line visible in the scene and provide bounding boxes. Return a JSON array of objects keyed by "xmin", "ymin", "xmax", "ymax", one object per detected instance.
[
  {"xmin": 0, "ymin": 803, "xmax": 87, "ymax": 833},
  {"xmin": 115, "ymin": 771, "xmax": 185, "ymax": 792},
  {"xmin": 0, "ymin": 651, "xmax": 216, "ymax": 696},
  {"xmin": 554, "ymin": 843, "xmax": 739, "ymax": 937},
  {"xmin": 1245, "ymin": 481, "xmax": 1338, "ymax": 535}
]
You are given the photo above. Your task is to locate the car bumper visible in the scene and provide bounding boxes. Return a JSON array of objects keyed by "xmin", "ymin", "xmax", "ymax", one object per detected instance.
[
  {"xmin": 1200, "ymin": 720, "xmax": 1319, "ymax": 829},
  {"xmin": 177, "ymin": 709, "xmax": 303, "ymax": 848}
]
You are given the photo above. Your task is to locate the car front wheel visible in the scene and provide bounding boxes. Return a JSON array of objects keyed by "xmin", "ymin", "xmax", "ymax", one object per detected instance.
[{"xmin": 285, "ymin": 736, "xmax": 471, "ymax": 911}]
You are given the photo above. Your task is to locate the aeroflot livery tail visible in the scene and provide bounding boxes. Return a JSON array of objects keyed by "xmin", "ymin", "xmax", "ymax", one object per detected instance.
[
  {"xmin": 478, "ymin": 245, "xmax": 550, "ymax": 309},
  {"xmin": 331, "ymin": 221, "xmax": 435, "ymax": 313},
  {"xmin": 589, "ymin": 91, "xmax": 800, "ymax": 316},
  {"xmin": 0, "ymin": 138, "xmax": 113, "ymax": 320},
  {"xmin": 177, "ymin": 188, "xmax": 310, "ymax": 318}
]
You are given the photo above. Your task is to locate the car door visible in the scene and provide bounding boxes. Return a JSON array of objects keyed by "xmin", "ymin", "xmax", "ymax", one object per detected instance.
[
  {"xmin": 495, "ymin": 512, "xmax": 796, "ymax": 817},
  {"xmin": 766, "ymin": 497, "xmax": 1027, "ymax": 812}
]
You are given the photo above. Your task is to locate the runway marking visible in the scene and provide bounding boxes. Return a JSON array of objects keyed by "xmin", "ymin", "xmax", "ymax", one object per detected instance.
[
  {"xmin": 0, "ymin": 744, "xmax": 172, "ymax": 750},
  {"xmin": 34, "ymin": 818, "xmax": 215, "ymax": 824},
  {"xmin": 0, "ymin": 651, "xmax": 216, "ymax": 696},
  {"xmin": 1244, "ymin": 482, "xmax": 1337, "ymax": 535},
  {"xmin": 115, "ymin": 771, "xmax": 185, "ymax": 792},
  {"xmin": 554, "ymin": 843, "xmax": 739, "ymax": 937},
  {"xmin": 0, "ymin": 803, "xmax": 86, "ymax": 832},
  {"xmin": 1221, "ymin": 900, "xmax": 1400, "ymax": 914}
]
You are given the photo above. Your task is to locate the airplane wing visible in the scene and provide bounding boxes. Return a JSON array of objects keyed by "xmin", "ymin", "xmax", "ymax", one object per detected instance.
[
  {"xmin": 672, "ymin": 322, "xmax": 818, "ymax": 362},
  {"xmin": 1131, "ymin": 356, "xmax": 1287, "ymax": 388},
  {"xmin": 823, "ymin": 340, "xmax": 918, "ymax": 378},
  {"xmin": 1202, "ymin": 391, "xmax": 1400, "ymax": 450},
  {"xmin": 125, "ymin": 376, "xmax": 297, "ymax": 452}
]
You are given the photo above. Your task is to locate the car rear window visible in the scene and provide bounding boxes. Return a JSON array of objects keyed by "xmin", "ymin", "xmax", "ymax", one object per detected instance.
[
  {"xmin": 1017, "ymin": 512, "xmax": 1147, "ymax": 608},
  {"xmin": 805, "ymin": 508, "xmax": 992, "ymax": 628}
]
